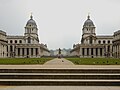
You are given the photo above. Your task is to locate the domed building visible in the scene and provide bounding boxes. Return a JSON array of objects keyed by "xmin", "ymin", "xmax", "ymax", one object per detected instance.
[
  {"xmin": 70, "ymin": 15, "xmax": 113, "ymax": 58},
  {"xmin": 7, "ymin": 15, "xmax": 50, "ymax": 58}
]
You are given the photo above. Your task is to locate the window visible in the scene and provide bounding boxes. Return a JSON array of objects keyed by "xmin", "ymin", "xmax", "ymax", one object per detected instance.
[
  {"xmin": 15, "ymin": 40, "xmax": 17, "ymax": 43},
  {"xmin": 98, "ymin": 40, "xmax": 101, "ymax": 44},
  {"xmin": 103, "ymin": 40, "xmax": 106, "ymax": 44},
  {"xmin": 108, "ymin": 40, "xmax": 110, "ymax": 44},
  {"xmin": 10, "ymin": 40, "xmax": 13, "ymax": 43},
  {"xmin": 19, "ymin": 40, "xmax": 22, "ymax": 43}
]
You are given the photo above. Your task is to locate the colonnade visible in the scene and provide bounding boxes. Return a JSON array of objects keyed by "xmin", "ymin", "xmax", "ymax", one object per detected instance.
[
  {"xmin": 80, "ymin": 48, "xmax": 104, "ymax": 58},
  {"xmin": 15, "ymin": 48, "xmax": 40, "ymax": 58},
  {"xmin": 113, "ymin": 44, "xmax": 120, "ymax": 58}
]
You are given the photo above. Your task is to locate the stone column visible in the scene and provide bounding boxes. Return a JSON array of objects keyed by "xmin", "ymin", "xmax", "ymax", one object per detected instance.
[
  {"xmin": 79, "ymin": 47, "xmax": 82, "ymax": 57},
  {"xmin": 24, "ymin": 48, "xmax": 27, "ymax": 57},
  {"xmin": 98, "ymin": 48, "xmax": 100, "ymax": 57},
  {"xmin": 119, "ymin": 44, "xmax": 120, "ymax": 58},
  {"xmin": 117, "ymin": 45, "xmax": 119, "ymax": 58},
  {"xmin": 29, "ymin": 48, "xmax": 31, "ymax": 58},
  {"xmin": 20, "ymin": 48, "xmax": 22, "ymax": 58},
  {"xmin": 89, "ymin": 48, "xmax": 91, "ymax": 57},
  {"xmin": 102, "ymin": 48, "xmax": 104, "ymax": 57},
  {"xmin": 38, "ymin": 47, "xmax": 41, "ymax": 57},
  {"xmin": 33, "ymin": 48, "xmax": 36, "ymax": 57},
  {"xmin": 16, "ymin": 48, "xmax": 18, "ymax": 57},
  {"xmin": 84, "ymin": 48, "xmax": 87, "ymax": 57},
  {"xmin": 93, "ymin": 48, "xmax": 96, "ymax": 57}
]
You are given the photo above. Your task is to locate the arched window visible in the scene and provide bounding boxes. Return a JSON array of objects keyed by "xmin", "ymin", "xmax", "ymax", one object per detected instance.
[
  {"xmin": 19, "ymin": 40, "xmax": 22, "ymax": 43},
  {"xmin": 28, "ymin": 37, "xmax": 31, "ymax": 43},
  {"xmin": 98, "ymin": 40, "xmax": 101, "ymax": 44},
  {"xmin": 15, "ymin": 40, "xmax": 17, "ymax": 43},
  {"xmin": 10, "ymin": 40, "xmax": 13, "ymax": 43},
  {"xmin": 108, "ymin": 40, "xmax": 110, "ymax": 44},
  {"xmin": 103, "ymin": 40, "xmax": 106, "ymax": 44}
]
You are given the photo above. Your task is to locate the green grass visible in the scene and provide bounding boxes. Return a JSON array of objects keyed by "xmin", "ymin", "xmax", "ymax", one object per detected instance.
[
  {"xmin": 0, "ymin": 58, "xmax": 54, "ymax": 65},
  {"xmin": 66, "ymin": 58, "xmax": 120, "ymax": 65}
]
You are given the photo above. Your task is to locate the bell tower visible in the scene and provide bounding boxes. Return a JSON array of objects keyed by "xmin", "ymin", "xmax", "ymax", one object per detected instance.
[
  {"xmin": 82, "ymin": 15, "xmax": 96, "ymax": 38},
  {"xmin": 24, "ymin": 14, "xmax": 39, "ymax": 44},
  {"xmin": 81, "ymin": 15, "xmax": 96, "ymax": 44}
]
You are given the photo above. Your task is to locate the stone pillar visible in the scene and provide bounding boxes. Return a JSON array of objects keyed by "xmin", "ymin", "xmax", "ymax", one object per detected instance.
[
  {"xmin": 89, "ymin": 48, "xmax": 91, "ymax": 57},
  {"xmin": 24, "ymin": 48, "xmax": 27, "ymax": 57},
  {"xmin": 29, "ymin": 48, "xmax": 31, "ymax": 58},
  {"xmin": 20, "ymin": 48, "xmax": 22, "ymax": 58},
  {"xmin": 33, "ymin": 48, "xmax": 36, "ymax": 57},
  {"xmin": 16, "ymin": 48, "xmax": 18, "ymax": 57},
  {"xmin": 38, "ymin": 47, "xmax": 41, "ymax": 57},
  {"xmin": 102, "ymin": 48, "xmax": 104, "ymax": 57},
  {"xmin": 84, "ymin": 48, "xmax": 87, "ymax": 57},
  {"xmin": 115, "ymin": 45, "xmax": 117, "ymax": 58},
  {"xmin": 117, "ymin": 45, "xmax": 119, "ymax": 58},
  {"xmin": 79, "ymin": 47, "xmax": 82, "ymax": 57},
  {"xmin": 93, "ymin": 48, "xmax": 96, "ymax": 57},
  {"xmin": 119, "ymin": 44, "xmax": 120, "ymax": 58},
  {"xmin": 98, "ymin": 48, "xmax": 100, "ymax": 57}
]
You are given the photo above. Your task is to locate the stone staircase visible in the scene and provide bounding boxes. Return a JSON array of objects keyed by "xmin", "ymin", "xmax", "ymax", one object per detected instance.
[{"xmin": 0, "ymin": 68, "xmax": 120, "ymax": 86}]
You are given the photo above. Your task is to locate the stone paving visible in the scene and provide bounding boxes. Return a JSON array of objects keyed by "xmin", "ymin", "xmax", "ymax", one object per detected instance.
[{"xmin": 44, "ymin": 58, "xmax": 74, "ymax": 65}]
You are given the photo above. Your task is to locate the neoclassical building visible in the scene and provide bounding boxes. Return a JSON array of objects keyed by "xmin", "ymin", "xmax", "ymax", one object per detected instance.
[
  {"xmin": 70, "ymin": 15, "xmax": 113, "ymax": 58},
  {"xmin": 1, "ymin": 15, "xmax": 50, "ymax": 58},
  {"xmin": 0, "ymin": 30, "xmax": 7, "ymax": 58},
  {"xmin": 113, "ymin": 30, "xmax": 120, "ymax": 58}
]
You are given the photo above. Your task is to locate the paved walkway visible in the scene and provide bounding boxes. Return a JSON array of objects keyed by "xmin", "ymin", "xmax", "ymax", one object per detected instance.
[{"xmin": 44, "ymin": 58, "xmax": 74, "ymax": 65}]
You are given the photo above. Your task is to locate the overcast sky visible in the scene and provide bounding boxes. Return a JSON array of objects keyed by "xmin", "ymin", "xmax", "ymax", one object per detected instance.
[{"xmin": 0, "ymin": 0, "xmax": 120, "ymax": 50}]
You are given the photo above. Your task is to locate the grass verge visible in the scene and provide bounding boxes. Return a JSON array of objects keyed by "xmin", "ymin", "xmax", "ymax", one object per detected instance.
[
  {"xmin": 0, "ymin": 58, "xmax": 54, "ymax": 65},
  {"xmin": 66, "ymin": 58, "xmax": 120, "ymax": 65}
]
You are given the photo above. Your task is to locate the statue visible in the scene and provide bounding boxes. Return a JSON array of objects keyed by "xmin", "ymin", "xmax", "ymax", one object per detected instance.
[
  {"xmin": 58, "ymin": 48, "xmax": 61, "ymax": 54},
  {"xmin": 58, "ymin": 48, "xmax": 61, "ymax": 58}
]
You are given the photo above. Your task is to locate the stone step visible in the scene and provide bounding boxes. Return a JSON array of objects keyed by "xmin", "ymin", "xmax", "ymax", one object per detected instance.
[
  {"xmin": 0, "ymin": 75, "xmax": 120, "ymax": 79},
  {"xmin": 0, "ymin": 69, "xmax": 120, "ymax": 73},
  {"xmin": 0, "ymin": 79, "xmax": 120, "ymax": 86}
]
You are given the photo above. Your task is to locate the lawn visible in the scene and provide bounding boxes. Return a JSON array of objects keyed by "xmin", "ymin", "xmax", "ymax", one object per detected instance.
[
  {"xmin": 0, "ymin": 58, "xmax": 53, "ymax": 65},
  {"xmin": 66, "ymin": 58, "xmax": 120, "ymax": 65}
]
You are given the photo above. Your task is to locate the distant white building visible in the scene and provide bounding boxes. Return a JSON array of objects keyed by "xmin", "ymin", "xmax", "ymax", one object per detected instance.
[
  {"xmin": 53, "ymin": 49, "xmax": 71, "ymax": 57},
  {"xmin": 70, "ymin": 15, "xmax": 113, "ymax": 58},
  {"xmin": 0, "ymin": 15, "xmax": 50, "ymax": 58}
]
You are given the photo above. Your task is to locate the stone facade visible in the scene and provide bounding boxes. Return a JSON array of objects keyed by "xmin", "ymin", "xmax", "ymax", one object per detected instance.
[
  {"xmin": 71, "ymin": 15, "xmax": 113, "ymax": 58},
  {"xmin": 0, "ymin": 30, "xmax": 7, "ymax": 58},
  {"xmin": 113, "ymin": 30, "xmax": 120, "ymax": 58},
  {"xmin": 0, "ymin": 15, "xmax": 50, "ymax": 58}
]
